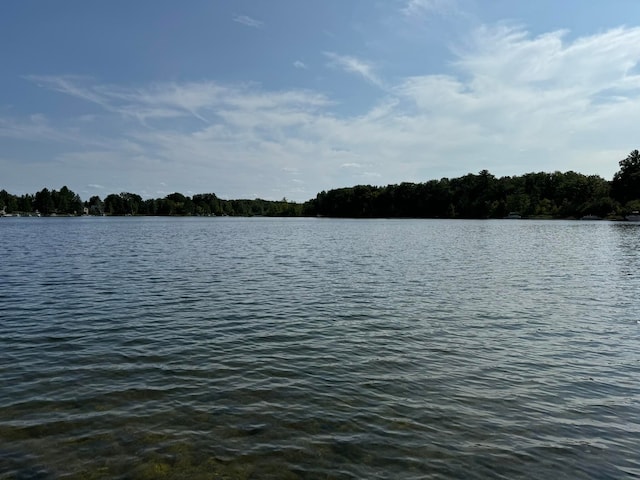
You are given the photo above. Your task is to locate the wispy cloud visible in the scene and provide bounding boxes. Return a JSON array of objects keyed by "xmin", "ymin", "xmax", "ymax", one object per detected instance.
[
  {"xmin": 25, "ymin": 74, "xmax": 111, "ymax": 110},
  {"xmin": 402, "ymin": 0, "xmax": 457, "ymax": 17},
  {"xmin": 324, "ymin": 52, "xmax": 383, "ymax": 87},
  {"xmin": 24, "ymin": 77, "xmax": 332, "ymax": 126},
  {"xmin": 24, "ymin": 75, "xmax": 191, "ymax": 122},
  {"xmin": 293, "ymin": 60, "xmax": 308, "ymax": 70},
  {"xmin": 457, "ymin": 25, "xmax": 640, "ymax": 92},
  {"xmin": 233, "ymin": 14, "xmax": 263, "ymax": 28}
]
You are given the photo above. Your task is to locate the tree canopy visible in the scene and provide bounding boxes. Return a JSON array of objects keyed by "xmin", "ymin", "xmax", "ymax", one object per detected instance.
[
  {"xmin": 304, "ymin": 170, "xmax": 617, "ymax": 219},
  {"xmin": 612, "ymin": 149, "xmax": 640, "ymax": 205}
]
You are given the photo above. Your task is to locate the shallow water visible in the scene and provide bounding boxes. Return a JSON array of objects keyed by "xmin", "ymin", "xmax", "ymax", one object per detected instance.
[{"xmin": 1, "ymin": 217, "xmax": 639, "ymax": 479}]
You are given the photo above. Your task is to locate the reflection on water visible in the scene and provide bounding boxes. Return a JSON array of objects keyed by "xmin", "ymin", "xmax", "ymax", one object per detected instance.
[{"xmin": 1, "ymin": 217, "xmax": 640, "ymax": 479}]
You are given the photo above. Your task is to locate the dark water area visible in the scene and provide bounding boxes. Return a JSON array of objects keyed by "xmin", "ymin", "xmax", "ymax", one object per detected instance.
[{"xmin": 1, "ymin": 217, "xmax": 639, "ymax": 479}]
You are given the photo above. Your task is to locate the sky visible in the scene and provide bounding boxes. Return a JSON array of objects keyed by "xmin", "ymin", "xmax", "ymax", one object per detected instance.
[{"xmin": 2, "ymin": 1, "xmax": 640, "ymax": 202}]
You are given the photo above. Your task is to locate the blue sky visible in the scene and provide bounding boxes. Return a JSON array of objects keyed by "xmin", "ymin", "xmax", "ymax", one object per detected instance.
[{"xmin": 2, "ymin": 0, "xmax": 640, "ymax": 201}]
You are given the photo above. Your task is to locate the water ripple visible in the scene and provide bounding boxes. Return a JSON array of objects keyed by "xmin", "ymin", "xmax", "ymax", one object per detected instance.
[{"xmin": 1, "ymin": 218, "xmax": 640, "ymax": 479}]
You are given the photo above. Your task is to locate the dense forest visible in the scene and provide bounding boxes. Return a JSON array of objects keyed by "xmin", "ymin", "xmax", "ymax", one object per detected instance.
[{"xmin": 2, "ymin": 150, "xmax": 640, "ymax": 219}]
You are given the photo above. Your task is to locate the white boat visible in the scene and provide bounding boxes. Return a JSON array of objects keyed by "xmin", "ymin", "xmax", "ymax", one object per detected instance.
[
  {"xmin": 505, "ymin": 212, "xmax": 522, "ymax": 219},
  {"xmin": 626, "ymin": 211, "xmax": 640, "ymax": 222}
]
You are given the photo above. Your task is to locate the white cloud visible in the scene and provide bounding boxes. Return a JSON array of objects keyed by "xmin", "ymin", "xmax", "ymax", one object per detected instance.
[
  {"xmin": 456, "ymin": 25, "xmax": 640, "ymax": 91},
  {"xmin": 8, "ymin": 24, "xmax": 640, "ymax": 200},
  {"xmin": 293, "ymin": 60, "xmax": 308, "ymax": 70},
  {"xmin": 324, "ymin": 52, "xmax": 384, "ymax": 87},
  {"xmin": 233, "ymin": 14, "xmax": 263, "ymax": 28}
]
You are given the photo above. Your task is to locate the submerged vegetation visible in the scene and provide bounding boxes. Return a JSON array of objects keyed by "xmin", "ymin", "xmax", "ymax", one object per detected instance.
[{"xmin": 2, "ymin": 150, "xmax": 640, "ymax": 219}]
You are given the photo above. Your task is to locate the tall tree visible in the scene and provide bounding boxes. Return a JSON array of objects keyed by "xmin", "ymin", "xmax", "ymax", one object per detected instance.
[
  {"xmin": 34, "ymin": 188, "xmax": 54, "ymax": 215},
  {"xmin": 120, "ymin": 192, "xmax": 142, "ymax": 215},
  {"xmin": 0, "ymin": 190, "xmax": 18, "ymax": 213},
  {"xmin": 104, "ymin": 193, "xmax": 124, "ymax": 215},
  {"xmin": 87, "ymin": 196, "xmax": 104, "ymax": 215},
  {"xmin": 612, "ymin": 149, "xmax": 640, "ymax": 205}
]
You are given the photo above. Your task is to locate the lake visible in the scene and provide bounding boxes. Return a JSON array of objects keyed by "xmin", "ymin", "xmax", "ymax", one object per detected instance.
[{"xmin": 1, "ymin": 217, "xmax": 639, "ymax": 479}]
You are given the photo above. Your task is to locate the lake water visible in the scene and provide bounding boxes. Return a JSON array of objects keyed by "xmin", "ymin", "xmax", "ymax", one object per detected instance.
[{"xmin": 1, "ymin": 217, "xmax": 639, "ymax": 479}]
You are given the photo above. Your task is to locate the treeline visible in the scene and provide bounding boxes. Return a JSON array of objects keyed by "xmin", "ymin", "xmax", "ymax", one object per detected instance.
[
  {"xmin": 0, "ymin": 186, "xmax": 83, "ymax": 216},
  {"xmin": 304, "ymin": 150, "xmax": 640, "ymax": 218},
  {"xmin": 0, "ymin": 188, "xmax": 302, "ymax": 217},
  {"xmin": 305, "ymin": 170, "xmax": 616, "ymax": 218},
  {"xmin": 2, "ymin": 150, "xmax": 640, "ymax": 219},
  {"xmin": 99, "ymin": 192, "xmax": 303, "ymax": 216}
]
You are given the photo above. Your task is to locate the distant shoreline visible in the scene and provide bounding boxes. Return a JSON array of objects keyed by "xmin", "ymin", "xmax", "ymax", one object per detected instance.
[{"xmin": 3, "ymin": 151, "xmax": 640, "ymax": 219}]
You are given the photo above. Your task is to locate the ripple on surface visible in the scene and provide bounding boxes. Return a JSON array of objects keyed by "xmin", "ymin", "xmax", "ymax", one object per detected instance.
[{"xmin": 1, "ymin": 218, "xmax": 639, "ymax": 479}]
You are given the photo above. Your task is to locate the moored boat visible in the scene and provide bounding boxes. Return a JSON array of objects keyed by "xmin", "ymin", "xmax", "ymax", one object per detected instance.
[{"xmin": 626, "ymin": 211, "xmax": 640, "ymax": 222}]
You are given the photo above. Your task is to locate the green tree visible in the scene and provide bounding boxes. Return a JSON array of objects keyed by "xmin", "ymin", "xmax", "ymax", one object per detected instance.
[
  {"xmin": 120, "ymin": 192, "xmax": 142, "ymax": 215},
  {"xmin": 0, "ymin": 190, "xmax": 18, "ymax": 213},
  {"xmin": 164, "ymin": 192, "xmax": 192, "ymax": 215},
  {"xmin": 34, "ymin": 188, "xmax": 54, "ymax": 215},
  {"xmin": 104, "ymin": 193, "xmax": 124, "ymax": 215},
  {"xmin": 54, "ymin": 186, "xmax": 71, "ymax": 213},
  {"xmin": 87, "ymin": 196, "xmax": 104, "ymax": 215},
  {"xmin": 612, "ymin": 149, "xmax": 640, "ymax": 205},
  {"xmin": 17, "ymin": 194, "xmax": 33, "ymax": 213}
]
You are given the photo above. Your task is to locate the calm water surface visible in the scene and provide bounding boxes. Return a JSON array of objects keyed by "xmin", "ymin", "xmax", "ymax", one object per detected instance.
[{"xmin": 1, "ymin": 217, "xmax": 639, "ymax": 479}]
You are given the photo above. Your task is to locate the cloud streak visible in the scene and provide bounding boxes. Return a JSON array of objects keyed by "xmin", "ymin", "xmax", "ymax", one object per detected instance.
[
  {"xmin": 233, "ymin": 14, "xmax": 263, "ymax": 28},
  {"xmin": 324, "ymin": 52, "xmax": 384, "ymax": 87}
]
